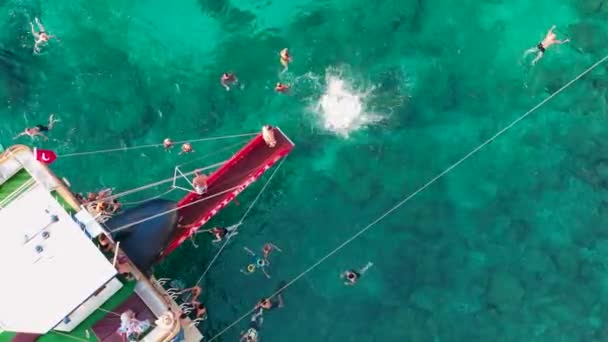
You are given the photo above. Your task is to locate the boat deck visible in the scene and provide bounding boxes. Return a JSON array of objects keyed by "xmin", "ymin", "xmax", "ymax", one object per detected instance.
[{"xmin": 0, "ymin": 281, "xmax": 136, "ymax": 342}]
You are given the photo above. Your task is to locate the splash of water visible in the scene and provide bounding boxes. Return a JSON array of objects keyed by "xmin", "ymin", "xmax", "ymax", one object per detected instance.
[{"xmin": 314, "ymin": 71, "xmax": 379, "ymax": 137}]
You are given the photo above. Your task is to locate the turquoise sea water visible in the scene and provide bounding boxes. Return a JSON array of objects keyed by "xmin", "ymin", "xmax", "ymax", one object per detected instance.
[{"xmin": 3, "ymin": 0, "xmax": 608, "ymax": 341}]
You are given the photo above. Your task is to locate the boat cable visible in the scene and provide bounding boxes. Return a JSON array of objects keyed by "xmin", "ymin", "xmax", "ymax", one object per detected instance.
[
  {"xmin": 87, "ymin": 138, "xmax": 252, "ymax": 205},
  {"xmin": 109, "ymin": 184, "xmax": 245, "ymax": 234},
  {"xmin": 92, "ymin": 139, "xmax": 249, "ymax": 205},
  {"xmin": 88, "ymin": 160, "xmax": 225, "ymax": 205},
  {"xmin": 118, "ymin": 187, "xmax": 177, "ymax": 206},
  {"xmin": 206, "ymin": 54, "xmax": 608, "ymax": 341},
  {"xmin": 192, "ymin": 157, "xmax": 287, "ymax": 287},
  {"xmin": 57, "ymin": 132, "xmax": 258, "ymax": 157}
]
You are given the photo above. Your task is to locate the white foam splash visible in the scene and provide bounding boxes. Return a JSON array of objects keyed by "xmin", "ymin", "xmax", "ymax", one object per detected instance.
[{"xmin": 314, "ymin": 71, "xmax": 379, "ymax": 137}]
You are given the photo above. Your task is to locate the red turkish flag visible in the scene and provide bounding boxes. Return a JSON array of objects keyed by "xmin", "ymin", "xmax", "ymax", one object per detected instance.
[{"xmin": 34, "ymin": 148, "xmax": 57, "ymax": 164}]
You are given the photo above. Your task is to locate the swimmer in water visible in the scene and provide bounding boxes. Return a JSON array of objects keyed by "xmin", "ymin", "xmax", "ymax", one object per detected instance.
[
  {"xmin": 524, "ymin": 25, "xmax": 570, "ymax": 65},
  {"xmin": 241, "ymin": 247, "xmax": 271, "ymax": 279},
  {"xmin": 163, "ymin": 138, "xmax": 174, "ymax": 150},
  {"xmin": 341, "ymin": 261, "xmax": 373, "ymax": 286},
  {"xmin": 14, "ymin": 114, "xmax": 60, "ymax": 140},
  {"xmin": 31, "ymin": 17, "xmax": 57, "ymax": 54},
  {"xmin": 275, "ymin": 83, "xmax": 290, "ymax": 93},
  {"xmin": 256, "ymin": 282, "xmax": 286, "ymax": 312},
  {"xmin": 262, "ymin": 242, "xmax": 282, "ymax": 259},
  {"xmin": 279, "ymin": 48, "xmax": 291, "ymax": 73},
  {"xmin": 240, "ymin": 309, "xmax": 263, "ymax": 342},
  {"xmin": 220, "ymin": 73, "xmax": 238, "ymax": 91},
  {"xmin": 208, "ymin": 225, "xmax": 239, "ymax": 243},
  {"xmin": 192, "ymin": 170, "xmax": 208, "ymax": 195},
  {"xmin": 261, "ymin": 125, "xmax": 277, "ymax": 148},
  {"xmin": 179, "ymin": 143, "xmax": 194, "ymax": 155}
]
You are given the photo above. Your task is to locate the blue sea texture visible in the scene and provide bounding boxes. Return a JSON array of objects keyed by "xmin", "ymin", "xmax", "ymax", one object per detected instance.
[{"xmin": 2, "ymin": 0, "xmax": 608, "ymax": 341}]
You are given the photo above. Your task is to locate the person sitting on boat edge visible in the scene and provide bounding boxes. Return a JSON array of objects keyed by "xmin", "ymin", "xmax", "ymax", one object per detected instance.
[
  {"xmin": 262, "ymin": 125, "xmax": 277, "ymax": 148},
  {"xmin": 178, "ymin": 285, "xmax": 203, "ymax": 304},
  {"xmin": 209, "ymin": 225, "xmax": 239, "ymax": 243},
  {"xmin": 341, "ymin": 261, "xmax": 373, "ymax": 286},
  {"xmin": 192, "ymin": 169, "xmax": 208, "ymax": 195},
  {"xmin": 241, "ymin": 247, "xmax": 271, "ymax": 279},
  {"xmin": 14, "ymin": 114, "xmax": 60, "ymax": 140}
]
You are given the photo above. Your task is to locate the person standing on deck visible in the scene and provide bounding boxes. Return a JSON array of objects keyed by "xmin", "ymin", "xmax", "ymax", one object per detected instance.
[
  {"xmin": 14, "ymin": 114, "xmax": 59, "ymax": 140},
  {"xmin": 192, "ymin": 170, "xmax": 208, "ymax": 195},
  {"xmin": 524, "ymin": 25, "xmax": 570, "ymax": 65},
  {"xmin": 262, "ymin": 125, "xmax": 277, "ymax": 147},
  {"xmin": 30, "ymin": 17, "xmax": 57, "ymax": 54}
]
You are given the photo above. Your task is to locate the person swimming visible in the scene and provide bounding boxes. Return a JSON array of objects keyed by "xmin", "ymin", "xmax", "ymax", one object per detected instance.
[
  {"xmin": 179, "ymin": 143, "xmax": 194, "ymax": 155},
  {"xmin": 241, "ymin": 247, "xmax": 271, "ymax": 279},
  {"xmin": 208, "ymin": 225, "xmax": 239, "ymax": 243},
  {"xmin": 279, "ymin": 48, "xmax": 291, "ymax": 73},
  {"xmin": 275, "ymin": 83, "xmax": 290, "ymax": 93},
  {"xmin": 262, "ymin": 125, "xmax": 277, "ymax": 148},
  {"xmin": 262, "ymin": 243, "xmax": 282, "ymax": 259},
  {"xmin": 192, "ymin": 170, "xmax": 208, "ymax": 195},
  {"xmin": 240, "ymin": 309, "xmax": 263, "ymax": 342},
  {"xmin": 31, "ymin": 17, "xmax": 57, "ymax": 54},
  {"xmin": 341, "ymin": 261, "xmax": 373, "ymax": 286},
  {"xmin": 163, "ymin": 138, "xmax": 174, "ymax": 150},
  {"xmin": 220, "ymin": 73, "xmax": 238, "ymax": 91},
  {"xmin": 14, "ymin": 114, "xmax": 59, "ymax": 140},
  {"xmin": 524, "ymin": 25, "xmax": 570, "ymax": 65}
]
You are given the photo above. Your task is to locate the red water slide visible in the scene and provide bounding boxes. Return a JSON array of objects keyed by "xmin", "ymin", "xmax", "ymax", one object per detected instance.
[{"xmin": 159, "ymin": 128, "xmax": 294, "ymax": 258}]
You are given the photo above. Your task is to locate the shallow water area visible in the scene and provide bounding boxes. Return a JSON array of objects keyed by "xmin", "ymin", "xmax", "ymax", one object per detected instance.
[{"xmin": 2, "ymin": 0, "xmax": 608, "ymax": 341}]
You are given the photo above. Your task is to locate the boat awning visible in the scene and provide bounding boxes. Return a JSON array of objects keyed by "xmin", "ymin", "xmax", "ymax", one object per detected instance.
[{"xmin": 0, "ymin": 182, "xmax": 117, "ymax": 334}]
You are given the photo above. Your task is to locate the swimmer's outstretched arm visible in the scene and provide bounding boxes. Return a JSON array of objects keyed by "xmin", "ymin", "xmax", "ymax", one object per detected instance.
[
  {"xmin": 270, "ymin": 243, "xmax": 282, "ymax": 252},
  {"xmin": 244, "ymin": 247, "xmax": 255, "ymax": 256},
  {"xmin": 555, "ymin": 38, "xmax": 570, "ymax": 44},
  {"xmin": 35, "ymin": 17, "xmax": 45, "ymax": 32},
  {"xmin": 30, "ymin": 23, "xmax": 39, "ymax": 38},
  {"xmin": 262, "ymin": 268, "xmax": 271, "ymax": 279},
  {"xmin": 13, "ymin": 132, "xmax": 27, "ymax": 139}
]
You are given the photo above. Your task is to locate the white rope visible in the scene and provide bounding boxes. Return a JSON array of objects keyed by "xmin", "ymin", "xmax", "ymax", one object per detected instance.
[
  {"xmin": 193, "ymin": 157, "xmax": 287, "ymax": 286},
  {"xmin": 109, "ymin": 184, "xmax": 244, "ymax": 234},
  {"xmin": 58, "ymin": 132, "xmax": 258, "ymax": 157},
  {"xmin": 207, "ymin": 54, "xmax": 608, "ymax": 342},
  {"xmin": 90, "ymin": 161, "xmax": 225, "ymax": 204},
  {"xmin": 119, "ymin": 187, "xmax": 176, "ymax": 206},
  {"xmin": 88, "ymin": 138, "xmax": 249, "ymax": 205}
]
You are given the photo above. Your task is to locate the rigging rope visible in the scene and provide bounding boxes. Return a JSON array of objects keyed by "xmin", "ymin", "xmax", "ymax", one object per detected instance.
[
  {"xmin": 109, "ymin": 184, "xmax": 244, "ymax": 234},
  {"xmin": 192, "ymin": 157, "xmax": 287, "ymax": 286},
  {"xmin": 58, "ymin": 132, "xmax": 258, "ymax": 157},
  {"xmin": 90, "ymin": 161, "xmax": 225, "ymax": 204},
  {"xmin": 87, "ymin": 138, "xmax": 248, "ymax": 205},
  {"xmin": 119, "ymin": 187, "xmax": 176, "ymax": 206},
  {"xmin": 207, "ymin": 54, "xmax": 608, "ymax": 342}
]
